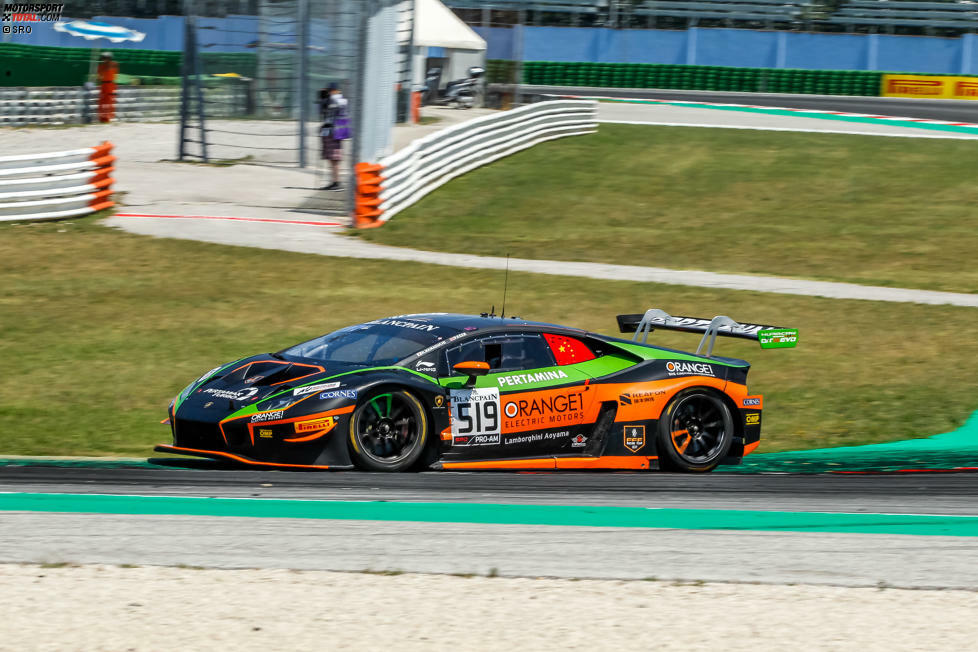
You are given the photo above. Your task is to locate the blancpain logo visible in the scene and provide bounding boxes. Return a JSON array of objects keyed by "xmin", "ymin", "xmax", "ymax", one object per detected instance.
[
  {"xmin": 373, "ymin": 319, "xmax": 438, "ymax": 332},
  {"xmin": 293, "ymin": 382, "xmax": 341, "ymax": 397},
  {"xmin": 665, "ymin": 361, "xmax": 715, "ymax": 377},
  {"xmin": 497, "ymin": 370, "xmax": 568, "ymax": 387}
]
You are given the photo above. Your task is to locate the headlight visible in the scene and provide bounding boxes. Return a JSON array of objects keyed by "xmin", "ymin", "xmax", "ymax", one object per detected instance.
[
  {"xmin": 176, "ymin": 382, "xmax": 195, "ymax": 405},
  {"xmin": 193, "ymin": 365, "xmax": 224, "ymax": 385},
  {"xmin": 175, "ymin": 365, "xmax": 228, "ymax": 407}
]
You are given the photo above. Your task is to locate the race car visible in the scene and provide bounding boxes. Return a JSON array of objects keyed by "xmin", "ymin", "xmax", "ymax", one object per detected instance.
[{"xmin": 157, "ymin": 310, "xmax": 797, "ymax": 472}]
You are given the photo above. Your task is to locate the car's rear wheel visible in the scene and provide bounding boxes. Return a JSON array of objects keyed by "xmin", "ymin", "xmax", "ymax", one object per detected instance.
[
  {"xmin": 657, "ymin": 388, "xmax": 734, "ymax": 473},
  {"xmin": 348, "ymin": 389, "xmax": 428, "ymax": 472}
]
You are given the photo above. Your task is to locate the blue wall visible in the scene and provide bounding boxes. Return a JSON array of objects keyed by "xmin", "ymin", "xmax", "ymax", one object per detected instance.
[
  {"xmin": 782, "ymin": 32, "xmax": 869, "ymax": 70},
  {"xmin": 11, "ymin": 19, "xmax": 978, "ymax": 74},
  {"xmin": 474, "ymin": 25, "xmax": 978, "ymax": 75}
]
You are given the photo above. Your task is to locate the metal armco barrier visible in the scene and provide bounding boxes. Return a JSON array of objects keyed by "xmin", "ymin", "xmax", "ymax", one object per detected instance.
[
  {"xmin": 353, "ymin": 100, "xmax": 598, "ymax": 227},
  {"xmin": 0, "ymin": 142, "xmax": 116, "ymax": 222}
]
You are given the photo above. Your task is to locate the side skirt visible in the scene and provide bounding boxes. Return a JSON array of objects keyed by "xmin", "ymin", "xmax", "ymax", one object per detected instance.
[
  {"xmin": 436, "ymin": 456, "xmax": 658, "ymax": 471},
  {"xmin": 154, "ymin": 444, "xmax": 354, "ymax": 471}
]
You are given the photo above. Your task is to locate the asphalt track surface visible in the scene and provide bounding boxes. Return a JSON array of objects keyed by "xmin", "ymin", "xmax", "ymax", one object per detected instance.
[
  {"xmin": 2, "ymin": 463, "xmax": 977, "ymax": 514},
  {"xmin": 3, "ymin": 464, "xmax": 978, "ymax": 587},
  {"xmin": 525, "ymin": 85, "xmax": 978, "ymax": 123}
]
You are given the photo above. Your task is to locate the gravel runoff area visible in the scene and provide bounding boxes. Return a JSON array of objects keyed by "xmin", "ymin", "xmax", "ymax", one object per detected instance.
[{"xmin": 2, "ymin": 563, "xmax": 977, "ymax": 651}]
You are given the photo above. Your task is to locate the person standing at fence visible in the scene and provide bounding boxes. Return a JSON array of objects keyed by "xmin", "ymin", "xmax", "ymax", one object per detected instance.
[
  {"xmin": 96, "ymin": 52, "xmax": 119, "ymax": 123},
  {"xmin": 318, "ymin": 83, "xmax": 350, "ymax": 191}
]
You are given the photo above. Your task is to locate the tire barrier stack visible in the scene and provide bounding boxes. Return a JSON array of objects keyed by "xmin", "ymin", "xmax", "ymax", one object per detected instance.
[
  {"xmin": 0, "ymin": 86, "xmax": 237, "ymax": 126},
  {"xmin": 0, "ymin": 142, "xmax": 116, "ymax": 223},
  {"xmin": 352, "ymin": 99, "xmax": 597, "ymax": 228},
  {"xmin": 491, "ymin": 60, "xmax": 889, "ymax": 97}
]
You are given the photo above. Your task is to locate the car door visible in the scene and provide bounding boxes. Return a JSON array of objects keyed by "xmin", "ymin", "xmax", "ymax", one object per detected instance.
[{"xmin": 439, "ymin": 332, "xmax": 596, "ymax": 457}]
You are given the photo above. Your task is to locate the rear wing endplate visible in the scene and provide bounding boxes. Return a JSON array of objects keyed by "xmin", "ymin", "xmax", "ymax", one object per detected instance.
[{"xmin": 617, "ymin": 309, "xmax": 798, "ymax": 357}]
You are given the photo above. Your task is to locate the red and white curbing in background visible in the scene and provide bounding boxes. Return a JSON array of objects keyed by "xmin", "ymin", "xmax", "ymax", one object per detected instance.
[{"xmin": 0, "ymin": 142, "xmax": 115, "ymax": 222}]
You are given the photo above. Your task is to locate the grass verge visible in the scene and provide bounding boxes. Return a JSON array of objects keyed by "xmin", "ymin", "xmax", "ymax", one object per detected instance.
[
  {"xmin": 1, "ymin": 216, "xmax": 976, "ymax": 456},
  {"xmin": 358, "ymin": 124, "xmax": 978, "ymax": 294}
]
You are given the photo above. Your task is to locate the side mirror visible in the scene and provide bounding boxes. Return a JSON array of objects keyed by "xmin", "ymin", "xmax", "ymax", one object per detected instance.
[{"xmin": 453, "ymin": 361, "xmax": 490, "ymax": 387}]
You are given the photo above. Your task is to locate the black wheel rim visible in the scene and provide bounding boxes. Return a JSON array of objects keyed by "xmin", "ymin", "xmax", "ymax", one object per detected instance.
[
  {"xmin": 669, "ymin": 394, "xmax": 729, "ymax": 464},
  {"xmin": 354, "ymin": 393, "xmax": 422, "ymax": 465}
]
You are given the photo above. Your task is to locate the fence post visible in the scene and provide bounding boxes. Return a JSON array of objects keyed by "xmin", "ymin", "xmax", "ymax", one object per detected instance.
[{"xmin": 297, "ymin": 0, "xmax": 310, "ymax": 168}]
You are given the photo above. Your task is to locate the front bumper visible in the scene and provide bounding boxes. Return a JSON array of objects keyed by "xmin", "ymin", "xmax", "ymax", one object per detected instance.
[{"xmin": 164, "ymin": 404, "xmax": 357, "ymax": 470}]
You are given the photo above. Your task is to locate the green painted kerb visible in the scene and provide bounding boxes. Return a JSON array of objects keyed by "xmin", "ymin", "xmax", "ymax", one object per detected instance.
[
  {"xmin": 2, "ymin": 493, "xmax": 978, "ymax": 537},
  {"xmin": 605, "ymin": 97, "xmax": 978, "ymax": 135},
  {"xmin": 726, "ymin": 410, "xmax": 978, "ymax": 474}
]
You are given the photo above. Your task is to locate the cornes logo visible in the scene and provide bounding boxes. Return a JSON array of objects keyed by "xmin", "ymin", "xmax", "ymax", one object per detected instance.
[
  {"xmin": 319, "ymin": 389, "xmax": 358, "ymax": 400},
  {"xmin": 887, "ymin": 78, "xmax": 944, "ymax": 96},
  {"xmin": 665, "ymin": 361, "xmax": 715, "ymax": 377}
]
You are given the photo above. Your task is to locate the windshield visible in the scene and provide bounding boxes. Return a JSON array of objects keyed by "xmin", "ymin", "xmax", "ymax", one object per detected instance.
[{"xmin": 280, "ymin": 319, "xmax": 458, "ymax": 367}]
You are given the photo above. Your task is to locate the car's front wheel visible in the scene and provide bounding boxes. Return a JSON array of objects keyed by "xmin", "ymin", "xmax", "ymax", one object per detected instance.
[
  {"xmin": 348, "ymin": 389, "xmax": 428, "ymax": 471},
  {"xmin": 657, "ymin": 388, "xmax": 734, "ymax": 472}
]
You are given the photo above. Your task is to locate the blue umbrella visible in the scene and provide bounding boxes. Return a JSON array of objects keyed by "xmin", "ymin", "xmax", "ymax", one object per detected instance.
[
  {"xmin": 53, "ymin": 20, "xmax": 146, "ymax": 44},
  {"xmin": 53, "ymin": 19, "xmax": 147, "ymax": 87}
]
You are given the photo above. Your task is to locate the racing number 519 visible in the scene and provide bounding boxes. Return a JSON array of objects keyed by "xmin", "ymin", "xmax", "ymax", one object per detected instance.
[{"xmin": 456, "ymin": 400, "xmax": 498, "ymax": 434}]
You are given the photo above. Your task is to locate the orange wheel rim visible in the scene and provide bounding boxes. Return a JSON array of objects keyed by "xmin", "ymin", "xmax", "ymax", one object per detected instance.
[{"xmin": 671, "ymin": 426, "xmax": 691, "ymax": 454}]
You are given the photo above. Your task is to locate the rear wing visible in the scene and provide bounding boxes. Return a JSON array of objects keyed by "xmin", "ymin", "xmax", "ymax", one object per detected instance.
[{"xmin": 616, "ymin": 309, "xmax": 798, "ymax": 358}]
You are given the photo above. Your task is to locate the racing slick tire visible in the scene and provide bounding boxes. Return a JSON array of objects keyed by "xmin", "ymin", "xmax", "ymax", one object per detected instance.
[
  {"xmin": 348, "ymin": 389, "xmax": 429, "ymax": 472},
  {"xmin": 657, "ymin": 388, "xmax": 734, "ymax": 473}
]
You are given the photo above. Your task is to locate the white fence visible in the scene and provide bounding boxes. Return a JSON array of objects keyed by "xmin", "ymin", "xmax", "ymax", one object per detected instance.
[
  {"xmin": 356, "ymin": 100, "xmax": 598, "ymax": 226},
  {"xmin": 0, "ymin": 143, "xmax": 116, "ymax": 222}
]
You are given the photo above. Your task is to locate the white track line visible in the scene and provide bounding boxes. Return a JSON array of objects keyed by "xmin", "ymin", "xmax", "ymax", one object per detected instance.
[{"xmin": 598, "ymin": 119, "xmax": 978, "ymax": 139}]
